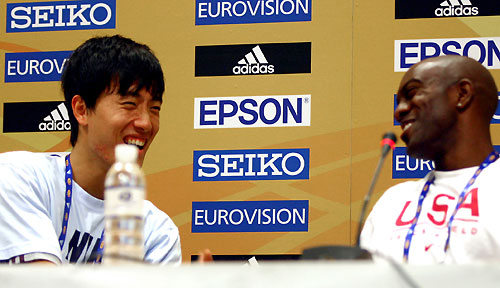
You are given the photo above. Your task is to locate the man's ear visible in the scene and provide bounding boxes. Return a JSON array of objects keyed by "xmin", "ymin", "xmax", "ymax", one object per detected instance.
[
  {"xmin": 71, "ymin": 95, "xmax": 88, "ymax": 126},
  {"xmin": 455, "ymin": 78, "xmax": 474, "ymax": 110}
]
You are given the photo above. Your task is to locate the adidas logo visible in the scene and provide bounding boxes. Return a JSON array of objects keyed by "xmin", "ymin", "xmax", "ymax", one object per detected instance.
[
  {"xmin": 232, "ymin": 45, "xmax": 275, "ymax": 75},
  {"xmin": 39, "ymin": 102, "xmax": 71, "ymax": 131},
  {"xmin": 435, "ymin": 0, "xmax": 478, "ymax": 17}
]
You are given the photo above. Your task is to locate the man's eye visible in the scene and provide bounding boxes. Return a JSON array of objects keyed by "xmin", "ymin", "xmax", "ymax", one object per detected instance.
[
  {"xmin": 150, "ymin": 106, "xmax": 161, "ymax": 114},
  {"xmin": 123, "ymin": 102, "xmax": 136, "ymax": 107},
  {"xmin": 401, "ymin": 88, "xmax": 415, "ymax": 100}
]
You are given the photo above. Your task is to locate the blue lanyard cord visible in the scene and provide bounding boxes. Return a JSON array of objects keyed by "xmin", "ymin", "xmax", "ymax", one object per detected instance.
[
  {"xmin": 95, "ymin": 231, "xmax": 105, "ymax": 263},
  {"xmin": 59, "ymin": 154, "xmax": 105, "ymax": 263},
  {"xmin": 403, "ymin": 150, "xmax": 499, "ymax": 263},
  {"xmin": 58, "ymin": 154, "xmax": 73, "ymax": 250}
]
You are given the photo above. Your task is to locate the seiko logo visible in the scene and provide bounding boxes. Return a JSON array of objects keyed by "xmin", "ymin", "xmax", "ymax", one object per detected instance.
[
  {"xmin": 193, "ymin": 148, "xmax": 309, "ymax": 181},
  {"xmin": 194, "ymin": 95, "xmax": 311, "ymax": 129},
  {"xmin": 7, "ymin": 0, "xmax": 116, "ymax": 33},
  {"xmin": 435, "ymin": 0, "xmax": 478, "ymax": 17},
  {"xmin": 232, "ymin": 45, "xmax": 275, "ymax": 75}
]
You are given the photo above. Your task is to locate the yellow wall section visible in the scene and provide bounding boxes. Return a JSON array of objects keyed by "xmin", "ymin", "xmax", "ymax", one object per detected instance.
[{"xmin": 1, "ymin": 0, "xmax": 500, "ymax": 262}]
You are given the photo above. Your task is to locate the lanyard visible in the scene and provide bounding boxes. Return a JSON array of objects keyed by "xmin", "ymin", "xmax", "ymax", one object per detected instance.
[
  {"xmin": 403, "ymin": 150, "xmax": 499, "ymax": 262},
  {"xmin": 58, "ymin": 154, "xmax": 105, "ymax": 263}
]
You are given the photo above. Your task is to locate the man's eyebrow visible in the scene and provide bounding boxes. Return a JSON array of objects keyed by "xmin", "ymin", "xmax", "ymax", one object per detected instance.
[
  {"xmin": 396, "ymin": 79, "xmax": 422, "ymax": 103},
  {"xmin": 400, "ymin": 79, "xmax": 422, "ymax": 93}
]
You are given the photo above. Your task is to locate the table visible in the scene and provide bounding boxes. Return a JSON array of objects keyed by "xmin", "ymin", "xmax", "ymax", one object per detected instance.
[{"xmin": 1, "ymin": 260, "xmax": 499, "ymax": 288}]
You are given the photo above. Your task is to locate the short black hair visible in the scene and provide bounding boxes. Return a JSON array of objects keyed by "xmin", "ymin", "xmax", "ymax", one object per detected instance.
[{"xmin": 61, "ymin": 35, "xmax": 165, "ymax": 146}]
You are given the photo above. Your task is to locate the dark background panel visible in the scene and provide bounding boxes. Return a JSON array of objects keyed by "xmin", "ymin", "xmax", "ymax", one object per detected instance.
[
  {"xmin": 3, "ymin": 101, "xmax": 64, "ymax": 133},
  {"xmin": 195, "ymin": 42, "xmax": 311, "ymax": 76},
  {"xmin": 191, "ymin": 254, "xmax": 301, "ymax": 262},
  {"xmin": 395, "ymin": 0, "xmax": 500, "ymax": 19}
]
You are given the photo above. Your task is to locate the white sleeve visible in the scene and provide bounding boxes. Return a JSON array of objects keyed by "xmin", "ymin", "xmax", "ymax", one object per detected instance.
[
  {"xmin": 0, "ymin": 162, "xmax": 62, "ymax": 262},
  {"xmin": 359, "ymin": 203, "xmax": 377, "ymax": 252},
  {"xmin": 143, "ymin": 202, "xmax": 182, "ymax": 265},
  {"xmin": 359, "ymin": 186, "xmax": 397, "ymax": 254}
]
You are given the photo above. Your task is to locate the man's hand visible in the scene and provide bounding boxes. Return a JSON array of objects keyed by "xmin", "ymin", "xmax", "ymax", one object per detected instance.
[{"xmin": 197, "ymin": 249, "xmax": 213, "ymax": 263}]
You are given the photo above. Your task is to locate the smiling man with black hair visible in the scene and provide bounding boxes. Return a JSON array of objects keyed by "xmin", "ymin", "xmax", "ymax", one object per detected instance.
[{"xmin": 0, "ymin": 35, "xmax": 181, "ymax": 264}]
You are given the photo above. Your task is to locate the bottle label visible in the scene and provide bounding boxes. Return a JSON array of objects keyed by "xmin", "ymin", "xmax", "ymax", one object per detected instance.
[{"xmin": 104, "ymin": 187, "xmax": 144, "ymax": 217}]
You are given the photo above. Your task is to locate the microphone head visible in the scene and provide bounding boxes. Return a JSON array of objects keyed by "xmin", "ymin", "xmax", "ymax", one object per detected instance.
[
  {"xmin": 380, "ymin": 132, "xmax": 397, "ymax": 156},
  {"xmin": 382, "ymin": 132, "xmax": 397, "ymax": 144}
]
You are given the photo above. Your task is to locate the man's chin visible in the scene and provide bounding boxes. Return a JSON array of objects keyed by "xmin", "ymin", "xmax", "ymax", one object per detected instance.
[
  {"xmin": 405, "ymin": 141, "xmax": 421, "ymax": 158},
  {"xmin": 406, "ymin": 144, "xmax": 433, "ymax": 161}
]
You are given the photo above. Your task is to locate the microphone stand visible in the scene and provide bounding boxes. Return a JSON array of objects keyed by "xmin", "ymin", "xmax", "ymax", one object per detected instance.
[{"xmin": 301, "ymin": 133, "xmax": 396, "ymax": 260}]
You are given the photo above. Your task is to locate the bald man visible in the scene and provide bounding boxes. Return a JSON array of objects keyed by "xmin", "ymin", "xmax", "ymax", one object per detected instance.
[{"xmin": 361, "ymin": 55, "xmax": 500, "ymax": 264}]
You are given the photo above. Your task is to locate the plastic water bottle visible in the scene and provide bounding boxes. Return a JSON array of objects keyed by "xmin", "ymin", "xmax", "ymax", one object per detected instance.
[{"xmin": 103, "ymin": 144, "xmax": 145, "ymax": 264}]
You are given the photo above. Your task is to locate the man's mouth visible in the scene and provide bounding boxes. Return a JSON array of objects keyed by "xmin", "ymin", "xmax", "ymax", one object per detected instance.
[
  {"xmin": 124, "ymin": 136, "xmax": 146, "ymax": 150},
  {"xmin": 402, "ymin": 122, "xmax": 413, "ymax": 132},
  {"xmin": 400, "ymin": 120, "xmax": 414, "ymax": 143}
]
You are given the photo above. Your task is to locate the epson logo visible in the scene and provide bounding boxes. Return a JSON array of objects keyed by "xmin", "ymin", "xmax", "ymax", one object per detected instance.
[
  {"xmin": 5, "ymin": 51, "xmax": 72, "ymax": 83},
  {"xmin": 196, "ymin": 0, "xmax": 311, "ymax": 25},
  {"xmin": 394, "ymin": 93, "xmax": 500, "ymax": 125},
  {"xmin": 395, "ymin": 37, "xmax": 500, "ymax": 72},
  {"xmin": 6, "ymin": 0, "xmax": 116, "ymax": 33},
  {"xmin": 194, "ymin": 95, "xmax": 311, "ymax": 129},
  {"xmin": 193, "ymin": 148, "xmax": 309, "ymax": 181},
  {"xmin": 233, "ymin": 46, "xmax": 274, "ymax": 75},
  {"xmin": 3, "ymin": 102, "xmax": 71, "ymax": 133},
  {"xmin": 195, "ymin": 42, "xmax": 311, "ymax": 77},
  {"xmin": 192, "ymin": 200, "xmax": 309, "ymax": 233},
  {"xmin": 435, "ymin": 0, "xmax": 478, "ymax": 17}
]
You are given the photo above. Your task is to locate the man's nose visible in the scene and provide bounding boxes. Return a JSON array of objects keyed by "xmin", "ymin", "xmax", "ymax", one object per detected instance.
[
  {"xmin": 394, "ymin": 100, "xmax": 410, "ymax": 123},
  {"xmin": 134, "ymin": 109, "xmax": 153, "ymax": 132}
]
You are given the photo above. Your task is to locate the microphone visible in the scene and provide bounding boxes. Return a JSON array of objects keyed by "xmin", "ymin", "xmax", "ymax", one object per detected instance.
[
  {"xmin": 302, "ymin": 132, "xmax": 397, "ymax": 260},
  {"xmin": 355, "ymin": 132, "xmax": 397, "ymax": 247}
]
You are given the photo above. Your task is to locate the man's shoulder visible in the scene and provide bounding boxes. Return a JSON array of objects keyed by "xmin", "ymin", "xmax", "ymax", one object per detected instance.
[
  {"xmin": 377, "ymin": 179, "xmax": 426, "ymax": 203},
  {"xmin": 144, "ymin": 201, "xmax": 174, "ymax": 222},
  {"xmin": 143, "ymin": 200, "xmax": 181, "ymax": 264},
  {"xmin": 386, "ymin": 179, "xmax": 425, "ymax": 193},
  {"xmin": 143, "ymin": 200, "xmax": 179, "ymax": 232},
  {"xmin": 0, "ymin": 151, "xmax": 66, "ymax": 162},
  {"xmin": 0, "ymin": 151, "xmax": 65, "ymax": 171}
]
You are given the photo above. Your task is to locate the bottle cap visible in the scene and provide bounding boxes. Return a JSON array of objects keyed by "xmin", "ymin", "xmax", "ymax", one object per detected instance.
[{"xmin": 115, "ymin": 144, "xmax": 138, "ymax": 163}]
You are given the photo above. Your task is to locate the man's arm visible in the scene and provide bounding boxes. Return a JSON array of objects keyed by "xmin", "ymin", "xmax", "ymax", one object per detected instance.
[
  {"xmin": 143, "ymin": 202, "xmax": 182, "ymax": 265},
  {"xmin": 0, "ymin": 154, "xmax": 63, "ymax": 264},
  {"xmin": 0, "ymin": 253, "xmax": 60, "ymax": 265}
]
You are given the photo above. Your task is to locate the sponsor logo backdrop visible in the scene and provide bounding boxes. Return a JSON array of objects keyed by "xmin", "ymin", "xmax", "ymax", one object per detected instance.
[{"xmin": 2, "ymin": 0, "xmax": 500, "ymax": 262}]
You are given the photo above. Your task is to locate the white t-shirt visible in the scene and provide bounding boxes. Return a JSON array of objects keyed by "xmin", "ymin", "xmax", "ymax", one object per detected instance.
[
  {"xmin": 361, "ymin": 159, "xmax": 500, "ymax": 264},
  {"xmin": 0, "ymin": 151, "xmax": 181, "ymax": 264}
]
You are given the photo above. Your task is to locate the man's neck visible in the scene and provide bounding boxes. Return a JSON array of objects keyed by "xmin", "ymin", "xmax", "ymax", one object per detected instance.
[
  {"xmin": 434, "ymin": 141, "xmax": 495, "ymax": 171},
  {"xmin": 69, "ymin": 145, "xmax": 110, "ymax": 200}
]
